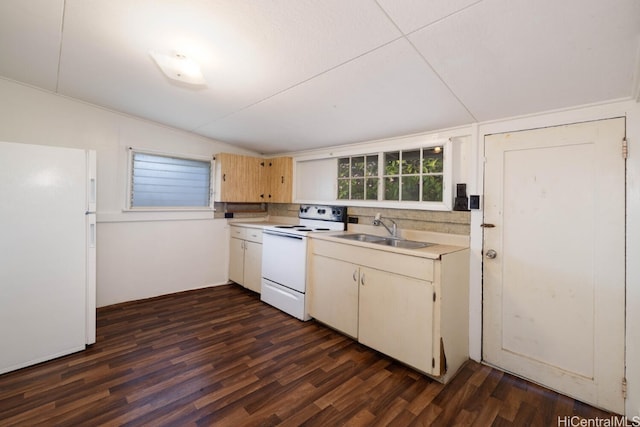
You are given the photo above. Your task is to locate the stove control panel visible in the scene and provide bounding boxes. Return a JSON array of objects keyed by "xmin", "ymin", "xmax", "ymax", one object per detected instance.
[{"xmin": 299, "ymin": 204, "xmax": 346, "ymax": 223}]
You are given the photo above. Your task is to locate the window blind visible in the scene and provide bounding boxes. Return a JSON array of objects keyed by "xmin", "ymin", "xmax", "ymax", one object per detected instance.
[{"xmin": 131, "ymin": 152, "xmax": 211, "ymax": 208}]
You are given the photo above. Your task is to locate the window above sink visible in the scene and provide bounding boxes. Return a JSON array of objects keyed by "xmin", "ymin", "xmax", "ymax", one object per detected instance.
[{"xmin": 337, "ymin": 146, "xmax": 445, "ymax": 205}]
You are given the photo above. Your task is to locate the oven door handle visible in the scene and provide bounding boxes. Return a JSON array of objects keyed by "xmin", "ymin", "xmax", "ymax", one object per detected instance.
[{"xmin": 263, "ymin": 230, "xmax": 304, "ymax": 240}]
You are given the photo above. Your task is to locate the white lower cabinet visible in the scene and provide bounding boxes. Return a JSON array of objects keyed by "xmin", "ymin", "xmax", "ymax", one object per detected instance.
[
  {"xmin": 308, "ymin": 238, "xmax": 469, "ymax": 383},
  {"xmin": 358, "ymin": 267, "xmax": 434, "ymax": 374},
  {"xmin": 308, "ymin": 255, "xmax": 359, "ymax": 338},
  {"xmin": 229, "ymin": 225, "xmax": 263, "ymax": 293}
]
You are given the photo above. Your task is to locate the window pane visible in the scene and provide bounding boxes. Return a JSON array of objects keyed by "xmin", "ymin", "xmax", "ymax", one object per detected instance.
[
  {"xmin": 366, "ymin": 155, "xmax": 378, "ymax": 177},
  {"xmin": 401, "ymin": 176, "xmax": 420, "ymax": 201},
  {"xmin": 384, "ymin": 177, "xmax": 399, "ymax": 200},
  {"xmin": 422, "ymin": 175, "xmax": 444, "ymax": 201},
  {"xmin": 384, "ymin": 152, "xmax": 400, "ymax": 175},
  {"xmin": 351, "ymin": 156, "xmax": 364, "ymax": 178},
  {"xmin": 365, "ymin": 178, "xmax": 378, "ymax": 200},
  {"xmin": 132, "ymin": 152, "xmax": 210, "ymax": 207},
  {"xmin": 338, "ymin": 157, "xmax": 350, "ymax": 178},
  {"xmin": 337, "ymin": 179, "xmax": 350, "ymax": 199},
  {"xmin": 423, "ymin": 147, "xmax": 443, "ymax": 173},
  {"xmin": 351, "ymin": 178, "xmax": 365, "ymax": 199},
  {"xmin": 402, "ymin": 150, "xmax": 420, "ymax": 175}
]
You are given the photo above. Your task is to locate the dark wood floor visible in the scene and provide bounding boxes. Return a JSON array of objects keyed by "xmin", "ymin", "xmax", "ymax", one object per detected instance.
[{"xmin": 0, "ymin": 284, "xmax": 619, "ymax": 426}]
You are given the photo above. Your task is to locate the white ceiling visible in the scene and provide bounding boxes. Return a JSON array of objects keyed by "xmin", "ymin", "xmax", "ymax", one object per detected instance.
[{"xmin": 0, "ymin": 0, "xmax": 638, "ymax": 154}]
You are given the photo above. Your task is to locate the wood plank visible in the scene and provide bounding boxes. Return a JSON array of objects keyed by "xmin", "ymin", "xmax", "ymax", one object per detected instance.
[{"xmin": 0, "ymin": 284, "xmax": 622, "ymax": 426}]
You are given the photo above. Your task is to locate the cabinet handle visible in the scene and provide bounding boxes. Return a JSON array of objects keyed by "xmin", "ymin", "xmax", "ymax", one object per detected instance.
[
  {"xmin": 352, "ymin": 270, "xmax": 357, "ymax": 282},
  {"xmin": 360, "ymin": 273, "xmax": 365, "ymax": 286},
  {"xmin": 281, "ymin": 176, "xmax": 284, "ymax": 184},
  {"xmin": 223, "ymin": 173, "xmax": 226, "ymax": 182}
]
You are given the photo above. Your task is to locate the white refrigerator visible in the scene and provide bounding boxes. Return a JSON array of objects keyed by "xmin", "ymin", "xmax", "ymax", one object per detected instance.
[{"xmin": 0, "ymin": 141, "xmax": 96, "ymax": 375}]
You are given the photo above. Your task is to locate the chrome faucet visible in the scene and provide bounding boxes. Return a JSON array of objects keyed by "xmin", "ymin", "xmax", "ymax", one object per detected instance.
[{"xmin": 373, "ymin": 213, "xmax": 398, "ymax": 238}]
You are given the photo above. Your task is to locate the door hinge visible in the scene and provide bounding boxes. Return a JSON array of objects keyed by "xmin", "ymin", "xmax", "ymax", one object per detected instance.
[
  {"xmin": 432, "ymin": 357, "xmax": 435, "ymax": 368},
  {"xmin": 622, "ymin": 138, "xmax": 628, "ymax": 160},
  {"xmin": 622, "ymin": 377, "xmax": 627, "ymax": 399},
  {"xmin": 433, "ymin": 292, "xmax": 436, "ymax": 302}
]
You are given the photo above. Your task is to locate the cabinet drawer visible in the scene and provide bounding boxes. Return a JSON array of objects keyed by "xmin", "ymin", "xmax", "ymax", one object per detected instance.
[
  {"xmin": 230, "ymin": 226, "xmax": 246, "ymax": 239},
  {"xmin": 312, "ymin": 239, "xmax": 434, "ymax": 282},
  {"xmin": 245, "ymin": 228, "xmax": 263, "ymax": 243}
]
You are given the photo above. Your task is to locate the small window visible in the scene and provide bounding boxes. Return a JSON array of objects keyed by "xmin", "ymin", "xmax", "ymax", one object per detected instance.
[
  {"xmin": 337, "ymin": 154, "xmax": 379, "ymax": 200},
  {"xmin": 129, "ymin": 150, "xmax": 212, "ymax": 209}
]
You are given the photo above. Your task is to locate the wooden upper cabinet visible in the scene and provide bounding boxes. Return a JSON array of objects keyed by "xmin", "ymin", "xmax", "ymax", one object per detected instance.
[
  {"xmin": 215, "ymin": 154, "xmax": 292, "ymax": 203},
  {"xmin": 265, "ymin": 157, "xmax": 292, "ymax": 203},
  {"xmin": 215, "ymin": 153, "xmax": 264, "ymax": 202}
]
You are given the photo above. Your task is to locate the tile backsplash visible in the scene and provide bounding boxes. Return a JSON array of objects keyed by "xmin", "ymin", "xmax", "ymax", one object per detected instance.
[{"xmin": 268, "ymin": 203, "xmax": 470, "ymax": 235}]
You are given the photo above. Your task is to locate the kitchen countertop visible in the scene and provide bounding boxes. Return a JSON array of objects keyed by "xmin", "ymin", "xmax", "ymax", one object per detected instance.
[
  {"xmin": 229, "ymin": 220, "xmax": 469, "ymax": 260},
  {"xmin": 309, "ymin": 231, "xmax": 468, "ymax": 260},
  {"xmin": 228, "ymin": 217, "xmax": 298, "ymax": 229}
]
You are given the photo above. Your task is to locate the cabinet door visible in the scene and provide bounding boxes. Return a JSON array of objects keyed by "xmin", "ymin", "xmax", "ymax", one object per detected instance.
[
  {"xmin": 218, "ymin": 153, "xmax": 264, "ymax": 202},
  {"xmin": 265, "ymin": 157, "xmax": 292, "ymax": 203},
  {"xmin": 243, "ymin": 241, "xmax": 262, "ymax": 293},
  {"xmin": 308, "ymin": 255, "xmax": 359, "ymax": 338},
  {"xmin": 229, "ymin": 237, "xmax": 245, "ymax": 284},
  {"xmin": 358, "ymin": 267, "xmax": 434, "ymax": 374}
]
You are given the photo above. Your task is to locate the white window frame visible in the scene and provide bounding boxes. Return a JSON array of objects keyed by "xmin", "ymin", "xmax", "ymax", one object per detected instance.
[{"xmin": 125, "ymin": 147, "xmax": 214, "ymax": 212}]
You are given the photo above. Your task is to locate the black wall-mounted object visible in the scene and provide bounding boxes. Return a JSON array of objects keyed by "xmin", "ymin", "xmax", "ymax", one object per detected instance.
[
  {"xmin": 469, "ymin": 195, "xmax": 481, "ymax": 210},
  {"xmin": 453, "ymin": 183, "xmax": 470, "ymax": 211}
]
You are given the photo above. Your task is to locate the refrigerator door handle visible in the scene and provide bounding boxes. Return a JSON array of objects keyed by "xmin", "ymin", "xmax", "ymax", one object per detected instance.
[
  {"xmin": 89, "ymin": 222, "xmax": 96, "ymax": 248},
  {"xmin": 89, "ymin": 177, "xmax": 96, "ymax": 207},
  {"xmin": 86, "ymin": 150, "xmax": 97, "ymax": 212}
]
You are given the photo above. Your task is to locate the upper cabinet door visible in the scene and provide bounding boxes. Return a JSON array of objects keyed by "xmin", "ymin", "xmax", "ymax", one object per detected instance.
[
  {"xmin": 266, "ymin": 157, "xmax": 292, "ymax": 203},
  {"xmin": 216, "ymin": 153, "xmax": 264, "ymax": 202}
]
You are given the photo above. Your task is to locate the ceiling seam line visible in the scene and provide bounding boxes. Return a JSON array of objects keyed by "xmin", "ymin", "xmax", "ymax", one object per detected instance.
[
  {"xmin": 402, "ymin": 0, "xmax": 485, "ymax": 37},
  {"xmin": 54, "ymin": 0, "xmax": 67, "ymax": 93},
  {"xmin": 372, "ymin": 0, "xmax": 478, "ymax": 121},
  {"xmin": 189, "ymin": 35, "xmax": 406, "ymax": 132},
  {"xmin": 406, "ymin": 37, "xmax": 478, "ymax": 122}
]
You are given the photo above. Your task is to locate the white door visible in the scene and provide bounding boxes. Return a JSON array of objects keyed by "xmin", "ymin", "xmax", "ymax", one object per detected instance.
[{"xmin": 483, "ymin": 118, "xmax": 625, "ymax": 413}]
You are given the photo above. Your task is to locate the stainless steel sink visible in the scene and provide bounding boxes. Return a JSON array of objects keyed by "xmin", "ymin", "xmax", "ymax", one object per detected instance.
[
  {"xmin": 377, "ymin": 238, "xmax": 434, "ymax": 249},
  {"xmin": 336, "ymin": 233, "xmax": 387, "ymax": 243},
  {"xmin": 336, "ymin": 233, "xmax": 434, "ymax": 249}
]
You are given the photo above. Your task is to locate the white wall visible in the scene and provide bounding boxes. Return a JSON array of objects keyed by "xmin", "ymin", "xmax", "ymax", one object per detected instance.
[
  {"xmin": 0, "ymin": 78, "xmax": 256, "ymax": 307},
  {"xmin": 625, "ymin": 103, "xmax": 640, "ymax": 418}
]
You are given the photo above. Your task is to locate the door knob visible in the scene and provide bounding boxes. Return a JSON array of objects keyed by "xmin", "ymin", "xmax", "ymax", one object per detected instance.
[{"xmin": 485, "ymin": 249, "xmax": 497, "ymax": 259}]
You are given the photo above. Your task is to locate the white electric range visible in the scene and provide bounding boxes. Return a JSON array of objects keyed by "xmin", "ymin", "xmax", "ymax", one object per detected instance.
[{"xmin": 261, "ymin": 204, "xmax": 347, "ymax": 320}]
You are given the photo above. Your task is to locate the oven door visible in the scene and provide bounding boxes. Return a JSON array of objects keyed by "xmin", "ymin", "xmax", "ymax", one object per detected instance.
[{"xmin": 262, "ymin": 230, "xmax": 307, "ymax": 293}]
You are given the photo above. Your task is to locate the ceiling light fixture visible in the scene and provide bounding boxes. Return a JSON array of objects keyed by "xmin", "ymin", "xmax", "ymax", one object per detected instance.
[{"xmin": 149, "ymin": 50, "xmax": 206, "ymax": 86}]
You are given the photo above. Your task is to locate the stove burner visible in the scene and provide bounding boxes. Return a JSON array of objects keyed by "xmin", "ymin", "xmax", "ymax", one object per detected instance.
[
  {"xmin": 297, "ymin": 228, "xmax": 312, "ymax": 231},
  {"xmin": 314, "ymin": 228, "xmax": 330, "ymax": 231},
  {"xmin": 275, "ymin": 225, "xmax": 295, "ymax": 228},
  {"xmin": 292, "ymin": 225, "xmax": 307, "ymax": 228}
]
